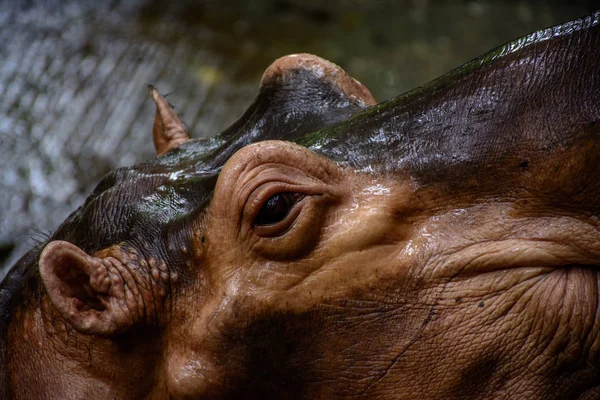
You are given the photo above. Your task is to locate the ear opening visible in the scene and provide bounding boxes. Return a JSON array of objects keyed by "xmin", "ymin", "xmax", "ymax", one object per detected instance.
[{"xmin": 38, "ymin": 241, "xmax": 127, "ymax": 336}]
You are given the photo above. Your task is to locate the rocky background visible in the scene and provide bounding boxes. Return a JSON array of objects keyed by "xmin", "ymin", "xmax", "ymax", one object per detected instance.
[{"xmin": 0, "ymin": 0, "xmax": 597, "ymax": 275}]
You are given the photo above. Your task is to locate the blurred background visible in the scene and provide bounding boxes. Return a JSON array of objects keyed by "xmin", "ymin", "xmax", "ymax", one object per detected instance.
[{"xmin": 1, "ymin": 0, "xmax": 598, "ymax": 273}]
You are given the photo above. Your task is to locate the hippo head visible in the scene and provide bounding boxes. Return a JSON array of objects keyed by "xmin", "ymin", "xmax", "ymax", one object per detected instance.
[{"xmin": 3, "ymin": 13, "xmax": 600, "ymax": 399}]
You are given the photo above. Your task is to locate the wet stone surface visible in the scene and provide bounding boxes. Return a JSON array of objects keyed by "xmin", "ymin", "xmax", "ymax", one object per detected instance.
[{"xmin": 0, "ymin": 0, "xmax": 595, "ymax": 274}]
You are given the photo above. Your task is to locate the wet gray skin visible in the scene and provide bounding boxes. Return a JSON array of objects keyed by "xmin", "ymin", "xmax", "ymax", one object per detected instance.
[{"xmin": 1, "ymin": 13, "xmax": 599, "ymax": 399}]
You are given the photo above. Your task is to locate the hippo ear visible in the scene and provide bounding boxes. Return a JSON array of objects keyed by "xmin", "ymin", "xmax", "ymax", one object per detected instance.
[
  {"xmin": 259, "ymin": 53, "xmax": 376, "ymax": 108},
  {"xmin": 38, "ymin": 241, "xmax": 134, "ymax": 336},
  {"xmin": 149, "ymin": 85, "xmax": 190, "ymax": 156},
  {"xmin": 217, "ymin": 54, "xmax": 376, "ymax": 149}
]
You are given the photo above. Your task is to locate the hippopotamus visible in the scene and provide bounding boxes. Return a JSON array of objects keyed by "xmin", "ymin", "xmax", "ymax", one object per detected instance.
[{"xmin": 1, "ymin": 13, "xmax": 599, "ymax": 399}]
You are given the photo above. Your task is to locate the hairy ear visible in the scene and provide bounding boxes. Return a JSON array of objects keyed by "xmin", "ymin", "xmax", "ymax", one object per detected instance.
[{"xmin": 39, "ymin": 241, "xmax": 134, "ymax": 336}]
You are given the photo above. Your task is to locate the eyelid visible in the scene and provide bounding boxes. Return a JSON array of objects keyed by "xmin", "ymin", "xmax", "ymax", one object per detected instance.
[
  {"xmin": 237, "ymin": 166, "xmax": 331, "ymax": 239},
  {"xmin": 237, "ymin": 165, "xmax": 324, "ymax": 209}
]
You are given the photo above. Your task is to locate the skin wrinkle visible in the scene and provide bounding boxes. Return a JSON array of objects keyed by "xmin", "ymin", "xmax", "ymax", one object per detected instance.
[
  {"xmin": 108, "ymin": 248, "xmax": 174, "ymax": 330},
  {"xmin": 536, "ymin": 273, "xmax": 565, "ymax": 362},
  {"xmin": 579, "ymin": 279, "xmax": 600, "ymax": 360},
  {"xmin": 224, "ymin": 149, "xmax": 329, "ymax": 235},
  {"xmin": 110, "ymin": 257, "xmax": 143, "ymax": 327},
  {"xmin": 426, "ymin": 207, "xmax": 600, "ymax": 277},
  {"xmin": 508, "ymin": 274, "xmax": 570, "ymax": 376},
  {"xmin": 162, "ymin": 260, "xmax": 175, "ymax": 327},
  {"xmin": 560, "ymin": 271, "xmax": 578, "ymax": 349},
  {"xmin": 358, "ymin": 283, "xmax": 447, "ymax": 397},
  {"xmin": 146, "ymin": 258, "xmax": 164, "ymax": 331},
  {"xmin": 146, "ymin": 262, "xmax": 162, "ymax": 331},
  {"xmin": 589, "ymin": 279, "xmax": 600, "ymax": 359},
  {"xmin": 426, "ymin": 266, "xmax": 583, "ymax": 397},
  {"xmin": 559, "ymin": 269, "xmax": 598, "ymax": 367},
  {"xmin": 315, "ymin": 302, "xmax": 404, "ymax": 343}
]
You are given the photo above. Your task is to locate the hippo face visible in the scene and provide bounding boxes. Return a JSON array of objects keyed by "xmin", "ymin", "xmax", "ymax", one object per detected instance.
[{"xmin": 3, "ymin": 13, "xmax": 600, "ymax": 400}]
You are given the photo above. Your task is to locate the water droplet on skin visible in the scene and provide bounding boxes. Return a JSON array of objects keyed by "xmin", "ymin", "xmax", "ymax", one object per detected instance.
[{"xmin": 362, "ymin": 184, "xmax": 391, "ymax": 195}]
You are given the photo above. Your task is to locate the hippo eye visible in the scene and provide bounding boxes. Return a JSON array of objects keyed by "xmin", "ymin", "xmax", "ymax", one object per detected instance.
[{"xmin": 254, "ymin": 193, "xmax": 303, "ymax": 226}]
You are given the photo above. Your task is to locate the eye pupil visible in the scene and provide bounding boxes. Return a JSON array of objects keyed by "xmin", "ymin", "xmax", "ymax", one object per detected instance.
[{"xmin": 255, "ymin": 193, "xmax": 292, "ymax": 226}]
